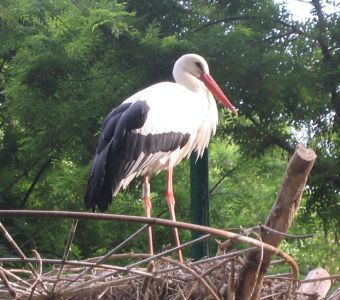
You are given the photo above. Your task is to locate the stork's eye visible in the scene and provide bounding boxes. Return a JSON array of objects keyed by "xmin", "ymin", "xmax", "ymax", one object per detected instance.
[{"xmin": 195, "ymin": 62, "xmax": 203, "ymax": 72}]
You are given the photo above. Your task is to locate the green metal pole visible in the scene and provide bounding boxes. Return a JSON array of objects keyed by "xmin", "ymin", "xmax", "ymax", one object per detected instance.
[{"xmin": 190, "ymin": 149, "xmax": 209, "ymax": 260}]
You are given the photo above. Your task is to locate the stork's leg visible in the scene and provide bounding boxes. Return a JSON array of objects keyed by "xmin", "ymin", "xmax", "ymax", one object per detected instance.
[
  {"xmin": 166, "ymin": 165, "xmax": 184, "ymax": 263},
  {"xmin": 143, "ymin": 175, "xmax": 154, "ymax": 255}
]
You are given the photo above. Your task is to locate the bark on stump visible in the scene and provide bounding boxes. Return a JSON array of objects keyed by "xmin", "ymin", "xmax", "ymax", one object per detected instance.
[
  {"xmin": 236, "ymin": 145, "xmax": 317, "ymax": 300},
  {"xmin": 327, "ymin": 288, "xmax": 340, "ymax": 300},
  {"xmin": 298, "ymin": 268, "xmax": 331, "ymax": 300}
]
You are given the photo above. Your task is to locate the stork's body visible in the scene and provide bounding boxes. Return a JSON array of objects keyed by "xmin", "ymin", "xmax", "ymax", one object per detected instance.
[{"xmin": 85, "ymin": 54, "xmax": 237, "ymax": 262}]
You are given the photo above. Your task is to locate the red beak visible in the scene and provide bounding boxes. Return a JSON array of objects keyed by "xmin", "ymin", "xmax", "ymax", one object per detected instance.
[{"xmin": 200, "ymin": 73, "xmax": 238, "ymax": 115}]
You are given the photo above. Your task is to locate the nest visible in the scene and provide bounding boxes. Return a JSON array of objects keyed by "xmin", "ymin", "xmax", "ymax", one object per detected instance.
[
  {"xmin": 0, "ymin": 252, "xmax": 299, "ymax": 299},
  {"xmin": 0, "ymin": 210, "xmax": 338, "ymax": 299}
]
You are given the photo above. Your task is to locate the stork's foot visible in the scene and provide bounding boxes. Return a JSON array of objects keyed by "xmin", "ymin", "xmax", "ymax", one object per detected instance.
[{"xmin": 173, "ymin": 227, "xmax": 184, "ymax": 263}]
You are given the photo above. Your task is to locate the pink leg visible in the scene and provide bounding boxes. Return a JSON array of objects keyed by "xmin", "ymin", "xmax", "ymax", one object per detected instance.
[
  {"xmin": 143, "ymin": 175, "xmax": 154, "ymax": 255},
  {"xmin": 166, "ymin": 165, "xmax": 184, "ymax": 263}
]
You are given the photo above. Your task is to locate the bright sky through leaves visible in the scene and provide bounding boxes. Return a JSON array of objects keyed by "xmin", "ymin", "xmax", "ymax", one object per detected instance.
[{"xmin": 279, "ymin": 0, "xmax": 339, "ymax": 20}]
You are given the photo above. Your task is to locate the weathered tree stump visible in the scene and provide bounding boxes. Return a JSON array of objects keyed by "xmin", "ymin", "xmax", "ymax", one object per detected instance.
[
  {"xmin": 236, "ymin": 144, "xmax": 317, "ymax": 300},
  {"xmin": 297, "ymin": 268, "xmax": 331, "ymax": 299}
]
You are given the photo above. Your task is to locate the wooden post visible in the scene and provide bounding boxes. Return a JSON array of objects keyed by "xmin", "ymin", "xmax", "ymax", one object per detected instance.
[{"xmin": 236, "ymin": 145, "xmax": 317, "ymax": 300}]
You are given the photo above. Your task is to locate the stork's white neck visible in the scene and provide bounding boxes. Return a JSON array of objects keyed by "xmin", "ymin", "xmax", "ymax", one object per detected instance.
[{"xmin": 173, "ymin": 71, "xmax": 206, "ymax": 94}]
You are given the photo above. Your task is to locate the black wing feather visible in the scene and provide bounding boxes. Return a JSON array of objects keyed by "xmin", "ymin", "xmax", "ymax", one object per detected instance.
[
  {"xmin": 84, "ymin": 99, "xmax": 191, "ymax": 212},
  {"xmin": 84, "ymin": 101, "xmax": 149, "ymax": 211}
]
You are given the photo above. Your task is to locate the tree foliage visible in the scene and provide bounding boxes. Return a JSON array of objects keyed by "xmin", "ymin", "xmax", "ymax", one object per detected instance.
[{"xmin": 0, "ymin": 0, "xmax": 339, "ymax": 272}]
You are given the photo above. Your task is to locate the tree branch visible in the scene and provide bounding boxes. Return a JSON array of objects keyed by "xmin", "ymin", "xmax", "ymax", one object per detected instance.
[
  {"xmin": 6, "ymin": 156, "xmax": 42, "ymax": 191},
  {"xmin": 245, "ymin": 112, "xmax": 296, "ymax": 154},
  {"xmin": 19, "ymin": 158, "xmax": 52, "ymax": 208},
  {"xmin": 193, "ymin": 14, "xmax": 307, "ymax": 37},
  {"xmin": 311, "ymin": 0, "xmax": 340, "ymax": 124},
  {"xmin": 193, "ymin": 16, "xmax": 258, "ymax": 32},
  {"xmin": 274, "ymin": 18, "xmax": 306, "ymax": 36},
  {"xmin": 209, "ymin": 157, "xmax": 250, "ymax": 195}
]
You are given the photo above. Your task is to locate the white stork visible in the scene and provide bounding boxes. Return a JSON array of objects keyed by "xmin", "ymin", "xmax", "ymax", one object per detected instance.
[{"xmin": 85, "ymin": 54, "xmax": 238, "ymax": 262}]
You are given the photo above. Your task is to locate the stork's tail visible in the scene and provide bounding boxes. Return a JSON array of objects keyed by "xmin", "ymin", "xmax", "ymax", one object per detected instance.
[
  {"xmin": 84, "ymin": 148, "xmax": 115, "ymax": 212},
  {"xmin": 84, "ymin": 177, "xmax": 113, "ymax": 212}
]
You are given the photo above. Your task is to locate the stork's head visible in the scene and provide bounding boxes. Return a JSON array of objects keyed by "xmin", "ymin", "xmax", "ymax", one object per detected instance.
[{"xmin": 173, "ymin": 54, "xmax": 238, "ymax": 115}]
